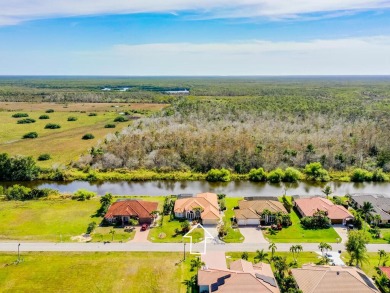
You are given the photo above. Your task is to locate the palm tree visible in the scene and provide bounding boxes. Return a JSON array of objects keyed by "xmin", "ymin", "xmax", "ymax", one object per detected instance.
[
  {"xmin": 318, "ymin": 242, "xmax": 332, "ymax": 257},
  {"xmin": 290, "ymin": 245, "xmax": 303, "ymax": 263},
  {"xmin": 262, "ymin": 209, "xmax": 272, "ymax": 224},
  {"xmin": 359, "ymin": 201, "xmax": 375, "ymax": 223},
  {"xmin": 374, "ymin": 214, "xmax": 382, "ymax": 227},
  {"xmin": 322, "ymin": 185, "xmax": 332, "ymax": 199},
  {"xmin": 190, "ymin": 257, "xmax": 205, "ymax": 271},
  {"xmin": 269, "ymin": 242, "xmax": 277, "ymax": 261},
  {"xmin": 378, "ymin": 250, "xmax": 388, "ymax": 266},
  {"xmin": 109, "ymin": 228, "xmax": 116, "ymax": 241},
  {"xmin": 254, "ymin": 249, "xmax": 269, "ymax": 263},
  {"xmin": 273, "ymin": 256, "xmax": 289, "ymax": 279}
]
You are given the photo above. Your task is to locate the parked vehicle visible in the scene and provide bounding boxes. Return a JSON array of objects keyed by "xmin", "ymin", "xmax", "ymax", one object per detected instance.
[{"xmin": 141, "ymin": 224, "xmax": 149, "ymax": 231}]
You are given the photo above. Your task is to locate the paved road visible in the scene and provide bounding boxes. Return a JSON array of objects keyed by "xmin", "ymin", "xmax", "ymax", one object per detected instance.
[{"xmin": 1, "ymin": 242, "xmax": 389, "ymax": 253}]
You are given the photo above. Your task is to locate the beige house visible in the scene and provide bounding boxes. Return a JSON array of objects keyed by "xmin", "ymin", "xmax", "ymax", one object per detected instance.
[
  {"xmin": 198, "ymin": 252, "xmax": 280, "ymax": 293},
  {"xmin": 291, "ymin": 264, "xmax": 379, "ymax": 292},
  {"xmin": 234, "ymin": 200, "xmax": 288, "ymax": 226},
  {"xmin": 174, "ymin": 192, "xmax": 221, "ymax": 225}
]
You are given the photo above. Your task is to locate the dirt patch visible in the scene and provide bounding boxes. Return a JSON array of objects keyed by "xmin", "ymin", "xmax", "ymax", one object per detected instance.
[{"xmin": 71, "ymin": 234, "xmax": 92, "ymax": 242}]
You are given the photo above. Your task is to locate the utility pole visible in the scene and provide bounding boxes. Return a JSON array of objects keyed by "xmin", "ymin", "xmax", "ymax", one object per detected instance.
[
  {"xmin": 183, "ymin": 242, "xmax": 186, "ymax": 261},
  {"xmin": 17, "ymin": 243, "xmax": 21, "ymax": 263}
]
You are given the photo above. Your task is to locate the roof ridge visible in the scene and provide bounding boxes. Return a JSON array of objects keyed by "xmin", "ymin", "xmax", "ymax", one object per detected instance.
[{"xmin": 309, "ymin": 269, "xmax": 328, "ymax": 293}]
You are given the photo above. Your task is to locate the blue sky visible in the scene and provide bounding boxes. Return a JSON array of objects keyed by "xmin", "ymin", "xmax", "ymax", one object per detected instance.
[{"xmin": 0, "ymin": 1, "xmax": 390, "ymax": 75}]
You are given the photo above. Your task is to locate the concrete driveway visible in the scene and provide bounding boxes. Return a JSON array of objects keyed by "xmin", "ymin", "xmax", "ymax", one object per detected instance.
[
  {"xmin": 239, "ymin": 226, "xmax": 268, "ymax": 244},
  {"xmin": 129, "ymin": 227, "xmax": 150, "ymax": 243},
  {"xmin": 333, "ymin": 225, "xmax": 348, "ymax": 243}
]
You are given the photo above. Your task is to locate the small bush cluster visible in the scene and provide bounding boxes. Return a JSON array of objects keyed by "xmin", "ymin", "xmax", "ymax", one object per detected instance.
[
  {"xmin": 44, "ymin": 123, "xmax": 61, "ymax": 129},
  {"xmin": 248, "ymin": 168, "xmax": 267, "ymax": 182},
  {"xmin": 104, "ymin": 124, "xmax": 116, "ymax": 128},
  {"xmin": 5, "ymin": 185, "xmax": 54, "ymax": 201},
  {"xmin": 300, "ymin": 210, "xmax": 331, "ymax": 229},
  {"xmin": 17, "ymin": 118, "xmax": 36, "ymax": 124},
  {"xmin": 67, "ymin": 116, "xmax": 78, "ymax": 121},
  {"xmin": 71, "ymin": 189, "xmax": 96, "ymax": 201},
  {"xmin": 39, "ymin": 115, "xmax": 50, "ymax": 119},
  {"xmin": 12, "ymin": 113, "xmax": 29, "ymax": 118},
  {"xmin": 82, "ymin": 133, "xmax": 95, "ymax": 140},
  {"xmin": 113, "ymin": 116, "xmax": 127, "ymax": 122},
  {"xmin": 88, "ymin": 113, "xmax": 97, "ymax": 116},
  {"xmin": 22, "ymin": 132, "xmax": 38, "ymax": 139},
  {"xmin": 37, "ymin": 153, "xmax": 51, "ymax": 161},
  {"xmin": 206, "ymin": 168, "xmax": 231, "ymax": 182},
  {"xmin": 45, "ymin": 109, "xmax": 54, "ymax": 113}
]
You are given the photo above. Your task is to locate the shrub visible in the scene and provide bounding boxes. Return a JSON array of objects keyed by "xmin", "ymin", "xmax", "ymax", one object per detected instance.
[
  {"xmin": 86, "ymin": 222, "xmax": 97, "ymax": 234},
  {"xmin": 129, "ymin": 218, "xmax": 139, "ymax": 226},
  {"xmin": 82, "ymin": 133, "xmax": 95, "ymax": 140},
  {"xmin": 38, "ymin": 153, "xmax": 51, "ymax": 161},
  {"xmin": 5, "ymin": 184, "xmax": 31, "ymax": 200},
  {"xmin": 17, "ymin": 118, "xmax": 35, "ymax": 124},
  {"xmin": 104, "ymin": 124, "xmax": 116, "ymax": 128},
  {"xmin": 67, "ymin": 116, "xmax": 78, "ymax": 121},
  {"xmin": 248, "ymin": 168, "xmax": 267, "ymax": 182},
  {"xmin": 71, "ymin": 189, "xmax": 96, "ymax": 201},
  {"xmin": 267, "ymin": 168, "xmax": 285, "ymax": 183},
  {"xmin": 12, "ymin": 113, "xmax": 28, "ymax": 118},
  {"xmin": 282, "ymin": 195, "xmax": 293, "ymax": 212},
  {"xmin": 300, "ymin": 210, "xmax": 331, "ymax": 229},
  {"xmin": 283, "ymin": 167, "xmax": 303, "ymax": 182},
  {"xmin": 44, "ymin": 123, "xmax": 61, "ymax": 129},
  {"xmin": 350, "ymin": 168, "xmax": 373, "ymax": 182},
  {"xmin": 304, "ymin": 162, "xmax": 330, "ymax": 182},
  {"xmin": 206, "ymin": 168, "xmax": 231, "ymax": 182},
  {"xmin": 372, "ymin": 169, "xmax": 389, "ymax": 182},
  {"xmin": 0, "ymin": 153, "xmax": 39, "ymax": 181},
  {"xmin": 22, "ymin": 132, "xmax": 38, "ymax": 139},
  {"xmin": 114, "ymin": 116, "xmax": 128, "ymax": 122},
  {"xmin": 88, "ymin": 113, "xmax": 97, "ymax": 116},
  {"xmin": 39, "ymin": 115, "xmax": 50, "ymax": 119},
  {"xmin": 45, "ymin": 109, "xmax": 54, "ymax": 113}
]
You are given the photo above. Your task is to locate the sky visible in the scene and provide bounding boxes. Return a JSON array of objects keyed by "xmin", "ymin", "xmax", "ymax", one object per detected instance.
[{"xmin": 0, "ymin": 1, "xmax": 390, "ymax": 75}]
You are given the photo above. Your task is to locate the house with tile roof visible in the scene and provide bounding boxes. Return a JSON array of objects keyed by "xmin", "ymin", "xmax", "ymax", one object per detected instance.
[
  {"xmin": 174, "ymin": 192, "xmax": 221, "ymax": 225},
  {"xmin": 294, "ymin": 197, "xmax": 354, "ymax": 225},
  {"xmin": 198, "ymin": 252, "xmax": 280, "ymax": 293},
  {"xmin": 379, "ymin": 267, "xmax": 390, "ymax": 279},
  {"xmin": 234, "ymin": 200, "xmax": 288, "ymax": 226},
  {"xmin": 104, "ymin": 199, "xmax": 158, "ymax": 225},
  {"xmin": 351, "ymin": 195, "xmax": 390, "ymax": 224},
  {"xmin": 291, "ymin": 264, "xmax": 379, "ymax": 292}
]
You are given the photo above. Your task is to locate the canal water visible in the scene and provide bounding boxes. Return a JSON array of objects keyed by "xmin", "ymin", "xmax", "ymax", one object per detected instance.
[{"xmin": 1, "ymin": 180, "xmax": 389, "ymax": 197}]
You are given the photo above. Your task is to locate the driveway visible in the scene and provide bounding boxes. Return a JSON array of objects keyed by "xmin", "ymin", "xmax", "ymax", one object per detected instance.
[
  {"xmin": 239, "ymin": 226, "xmax": 268, "ymax": 244},
  {"xmin": 129, "ymin": 227, "xmax": 150, "ymax": 243},
  {"xmin": 333, "ymin": 225, "xmax": 348, "ymax": 243}
]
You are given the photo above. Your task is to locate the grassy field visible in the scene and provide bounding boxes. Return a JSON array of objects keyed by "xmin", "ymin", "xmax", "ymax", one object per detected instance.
[
  {"xmin": 221, "ymin": 197, "xmax": 244, "ymax": 243},
  {"xmin": 0, "ymin": 196, "xmax": 165, "ymax": 242},
  {"xmin": 0, "ymin": 102, "xmax": 166, "ymax": 167},
  {"xmin": 0, "ymin": 252, "xmax": 195, "ymax": 293},
  {"xmin": 263, "ymin": 207, "xmax": 340, "ymax": 243},
  {"xmin": 341, "ymin": 252, "xmax": 383, "ymax": 277},
  {"xmin": 367, "ymin": 228, "xmax": 390, "ymax": 244}
]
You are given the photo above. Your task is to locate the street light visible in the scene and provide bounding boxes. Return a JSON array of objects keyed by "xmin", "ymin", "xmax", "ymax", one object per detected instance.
[
  {"xmin": 17, "ymin": 243, "xmax": 21, "ymax": 263},
  {"xmin": 183, "ymin": 242, "xmax": 186, "ymax": 261}
]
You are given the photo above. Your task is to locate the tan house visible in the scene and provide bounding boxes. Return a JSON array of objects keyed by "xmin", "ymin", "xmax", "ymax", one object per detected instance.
[
  {"xmin": 104, "ymin": 200, "xmax": 158, "ymax": 225},
  {"xmin": 198, "ymin": 252, "xmax": 280, "ymax": 293},
  {"xmin": 291, "ymin": 264, "xmax": 379, "ymax": 292},
  {"xmin": 234, "ymin": 200, "xmax": 288, "ymax": 226},
  {"xmin": 174, "ymin": 192, "xmax": 221, "ymax": 225},
  {"xmin": 294, "ymin": 197, "xmax": 354, "ymax": 225}
]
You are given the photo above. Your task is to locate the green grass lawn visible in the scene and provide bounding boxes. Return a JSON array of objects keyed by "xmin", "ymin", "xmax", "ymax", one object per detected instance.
[
  {"xmin": 366, "ymin": 228, "xmax": 390, "ymax": 244},
  {"xmin": 148, "ymin": 215, "xmax": 204, "ymax": 243},
  {"xmin": 0, "ymin": 252, "xmax": 196, "ymax": 293},
  {"xmin": 91, "ymin": 226, "xmax": 135, "ymax": 242},
  {"xmin": 221, "ymin": 197, "xmax": 244, "ymax": 243},
  {"xmin": 263, "ymin": 208, "xmax": 340, "ymax": 243},
  {"xmin": 341, "ymin": 252, "xmax": 384, "ymax": 277}
]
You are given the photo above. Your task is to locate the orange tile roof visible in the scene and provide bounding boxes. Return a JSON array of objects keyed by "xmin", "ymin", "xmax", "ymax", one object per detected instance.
[
  {"xmin": 294, "ymin": 197, "xmax": 353, "ymax": 220},
  {"xmin": 174, "ymin": 192, "xmax": 220, "ymax": 220},
  {"xmin": 379, "ymin": 267, "xmax": 390, "ymax": 279},
  {"xmin": 104, "ymin": 200, "xmax": 158, "ymax": 219}
]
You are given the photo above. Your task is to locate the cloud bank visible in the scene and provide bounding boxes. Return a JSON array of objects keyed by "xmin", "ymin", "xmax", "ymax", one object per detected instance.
[{"xmin": 0, "ymin": 0, "xmax": 390, "ymax": 25}]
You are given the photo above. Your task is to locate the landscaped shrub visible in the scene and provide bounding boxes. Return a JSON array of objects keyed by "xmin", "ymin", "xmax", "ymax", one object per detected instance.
[
  {"xmin": 281, "ymin": 195, "xmax": 293, "ymax": 212},
  {"xmin": 22, "ymin": 132, "xmax": 38, "ymax": 139},
  {"xmin": 71, "ymin": 189, "xmax": 96, "ymax": 201},
  {"xmin": 267, "ymin": 168, "xmax": 285, "ymax": 183},
  {"xmin": 300, "ymin": 210, "xmax": 331, "ymax": 229},
  {"xmin": 44, "ymin": 123, "xmax": 61, "ymax": 129},
  {"xmin": 82, "ymin": 133, "xmax": 95, "ymax": 140},
  {"xmin": 350, "ymin": 168, "xmax": 373, "ymax": 182},
  {"xmin": 88, "ymin": 113, "xmax": 97, "ymax": 116},
  {"xmin": 114, "ymin": 116, "xmax": 128, "ymax": 122},
  {"xmin": 45, "ymin": 109, "xmax": 54, "ymax": 113},
  {"xmin": 86, "ymin": 222, "xmax": 97, "ymax": 234},
  {"xmin": 67, "ymin": 116, "xmax": 78, "ymax": 121},
  {"xmin": 104, "ymin": 124, "xmax": 116, "ymax": 128},
  {"xmin": 248, "ymin": 168, "xmax": 267, "ymax": 182},
  {"xmin": 39, "ymin": 115, "xmax": 50, "ymax": 119},
  {"xmin": 282, "ymin": 167, "xmax": 302, "ymax": 182},
  {"xmin": 304, "ymin": 162, "xmax": 330, "ymax": 182},
  {"xmin": 372, "ymin": 169, "xmax": 389, "ymax": 182},
  {"xmin": 206, "ymin": 168, "xmax": 231, "ymax": 182},
  {"xmin": 37, "ymin": 153, "xmax": 51, "ymax": 161},
  {"xmin": 17, "ymin": 118, "xmax": 36, "ymax": 124},
  {"xmin": 12, "ymin": 113, "xmax": 29, "ymax": 118}
]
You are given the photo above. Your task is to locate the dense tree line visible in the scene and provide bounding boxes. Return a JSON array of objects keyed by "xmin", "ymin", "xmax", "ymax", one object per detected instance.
[{"xmin": 0, "ymin": 153, "xmax": 39, "ymax": 181}]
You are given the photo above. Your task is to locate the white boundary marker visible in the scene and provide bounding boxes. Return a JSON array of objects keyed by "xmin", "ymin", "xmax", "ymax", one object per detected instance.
[{"xmin": 183, "ymin": 223, "xmax": 214, "ymax": 255}]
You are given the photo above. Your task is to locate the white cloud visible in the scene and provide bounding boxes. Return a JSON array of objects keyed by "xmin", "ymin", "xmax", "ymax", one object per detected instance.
[
  {"xmin": 1, "ymin": 36, "xmax": 389, "ymax": 75},
  {"xmin": 0, "ymin": 0, "xmax": 390, "ymax": 25}
]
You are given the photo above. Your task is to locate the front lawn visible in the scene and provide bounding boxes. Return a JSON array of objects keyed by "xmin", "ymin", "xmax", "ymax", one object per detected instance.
[
  {"xmin": 341, "ymin": 252, "xmax": 383, "ymax": 277},
  {"xmin": 221, "ymin": 197, "xmax": 244, "ymax": 243},
  {"xmin": 366, "ymin": 228, "xmax": 390, "ymax": 244},
  {"xmin": 263, "ymin": 208, "xmax": 340, "ymax": 243},
  {"xmin": 91, "ymin": 226, "xmax": 135, "ymax": 242},
  {"xmin": 148, "ymin": 215, "xmax": 204, "ymax": 243},
  {"xmin": 0, "ymin": 252, "xmax": 196, "ymax": 293}
]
